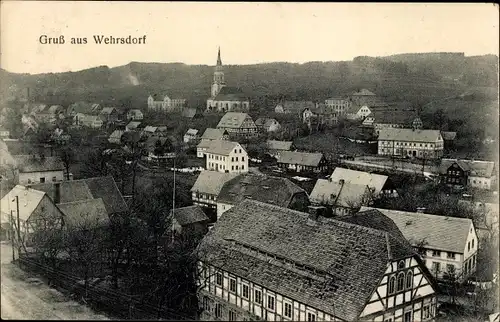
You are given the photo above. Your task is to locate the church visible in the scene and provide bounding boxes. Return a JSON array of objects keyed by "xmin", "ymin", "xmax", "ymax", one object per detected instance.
[{"xmin": 206, "ymin": 48, "xmax": 250, "ymax": 112}]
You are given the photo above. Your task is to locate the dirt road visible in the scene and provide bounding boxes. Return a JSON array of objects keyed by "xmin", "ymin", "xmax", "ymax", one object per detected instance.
[{"xmin": 1, "ymin": 243, "xmax": 109, "ymax": 320}]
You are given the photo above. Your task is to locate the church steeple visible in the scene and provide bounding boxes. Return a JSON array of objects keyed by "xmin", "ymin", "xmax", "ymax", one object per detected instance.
[
  {"xmin": 217, "ymin": 47, "xmax": 222, "ymax": 66},
  {"xmin": 211, "ymin": 47, "xmax": 225, "ymax": 98}
]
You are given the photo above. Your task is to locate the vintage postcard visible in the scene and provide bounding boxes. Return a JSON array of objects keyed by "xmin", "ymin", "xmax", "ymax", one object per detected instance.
[{"xmin": 0, "ymin": 1, "xmax": 499, "ymax": 321}]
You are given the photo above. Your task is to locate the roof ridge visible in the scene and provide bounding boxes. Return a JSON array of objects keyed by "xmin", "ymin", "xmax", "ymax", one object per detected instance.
[
  {"xmin": 368, "ymin": 206, "xmax": 473, "ymax": 223},
  {"xmin": 58, "ymin": 197, "xmax": 104, "ymax": 206}
]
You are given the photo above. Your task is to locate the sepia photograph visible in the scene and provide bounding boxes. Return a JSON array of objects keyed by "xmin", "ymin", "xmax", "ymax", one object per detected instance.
[{"xmin": 0, "ymin": 1, "xmax": 499, "ymax": 321}]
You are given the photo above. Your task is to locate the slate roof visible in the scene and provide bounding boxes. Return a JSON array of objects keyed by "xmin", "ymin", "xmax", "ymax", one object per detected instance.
[
  {"xmin": 439, "ymin": 159, "xmax": 495, "ymax": 178},
  {"xmin": 310, "ymin": 179, "xmax": 370, "ymax": 208},
  {"xmin": 191, "ymin": 170, "xmax": 240, "ymax": 195},
  {"xmin": 339, "ymin": 209, "xmax": 408, "ymax": 241},
  {"xmin": 330, "ymin": 168, "xmax": 388, "ymax": 194},
  {"xmin": 360, "ymin": 206, "xmax": 474, "ymax": 253},
  {"xmin": 217, "ymin": 112, "xmax": 254, "ymax": 129},
  {"xmin": 170, "ymin": 205, "xmax": 209, "ymax": 226},
  {"xmin": 57, "ymin": 198, "xmax": 109, "ymax": 228},
  {"xmin": 277, "ymin": 151, "xmax": 324, "ymax": 167},
  {"xmin": 205, "ymin": 140, "xmax": 241, "ymax": 156},
  {"xmin": 13, "ymin": 155, "xmax": 65, "ymax": 173},
  {"xmin": 29, "ymin": 176, "xmax": 128, "ymax": 215},
  {"xmin": 441, "ymin": 131, "xmax": 457, "ymax": 141},
  {"xmin": 276, "ymin": 101, "xmax": 316, "ymax": 114},
  {"xmin": 218, "ymin": 173, "xmax": 306, "ymax": 207},
  {"xmin": 196, "ymin": 199, "xmax": 415, "ymax": 321},
  {"xmin": 0, "ymin": 185, "xmax": 46, "ymax": 223},
  {"xmin": 213, "ymin": 86, "xmax": 248, "ymax": 101},
  {"xmin": 267, "ymin": 140, "xmax": 293, "ymax": 151},
  {"xmin": 197, "ymin": 139, "xmax": 217, "ymax": 149},
  {"xmin": 378, "ymin": 128, "xmax": 442, "ymax": 143},
  {"xmin": 201, "ymin": 128, "xmax": 225, "ymax": 140},
  {"xmin": 352, "ymin": 89, "xmax": 376, "ymax": 96}
]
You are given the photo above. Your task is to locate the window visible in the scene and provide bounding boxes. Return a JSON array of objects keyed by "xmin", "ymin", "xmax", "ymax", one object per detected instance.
[
  {"xmin": 422, "ymin": 305, "xmax": 430, "ymax": 319},
  {"xmin": 52, "ymin": 176, "xmax": 57, "ymax": 182},
  {"xmin": 432, "ymin": 250, "xmax": 441, "ymax": 257},
  {"xmin": 241, "ymin": 165, "xmax": 244, "ymax": 170},
  {"xmin": 472, "ymin": 239, "xmax": 474, "ymax": 249},
  {"xmin": 384, "ymin": 318, "xmax": 394, "ymax": 322},
  {"xmin": 267, "ymin": 295, "xmax": 275, "ymax": 311},
  {"xmin": 235, "ymin": 165, "xmax": 239, "ymax": 170},
  {"xmin": 239, "ymin": 149, "xmax": 242, "ymax": 153},
  {"xmin": 284, "ymin": 302, "xmax": 292, "ymax": 318},
  {"xmin": 215, "ymin": 272, "xmax": 222, "ymax": 286},
  {"xmin": 307, "ymin": 312, "xmax": 316, "ymax": 322},
  {"xmin": 406, "ymin": 271, "xmax": 413, "ymax": 289},
  {"xmin": 231, "ymin": 166, "xmax": 234, "ymax": 170},
  {"xmin": 235, "ymin": 157, "xmax": 239, "ymax": 162},
  {"xmin": 388, "ymin": 276, "xmax": 396, "ymax": 294},
  {"xmin": 447, "ymin": 252, "xmax": 456, "ymax": 259},
  {"xmin": 231, "ymin": 157, "xmax": 234, "ymax": 162},
  {"xmin": 229, "ymin": 278, "xmax": 236, "ymax": 293},
  {"xmin": 242, "ymin": 157, "xmax": 245, "ymax": 162},
  {"xmin": 40, "ymin": 177, "xmax": 45, "ymax": 183},
  {"xmin": 397, "ymin": 272, "xmax": 405, "ymax": 291},
  {"xmin": 203, "ymin": 296, "xmax": 210, "ymax": 311},
  {"xmin": 254, "ymin": 289, "xmax": 262, "ymax": 304},
  {"xmin": 242, "ymin": 284, "xmax": 249, "ymax": 298},
  {"xmin": 404, "ymin": 311, "xmax": 412, "ymax": 322},
  {"xmin": 468, "ymin": 241, "xmax": 470, "ymax": 251},
  {"xmin": 472, "ymin": 255, "xmax": 476, "ymax": 268},
  {"xmin": 432, "ymin": 262, "xmax": 441, "ymax": 273},
  {"xmin": 215, "ymin": 303, "xmax": 222, "ymax": 318},
  {"xmin": 229, "ymin": 310, "xmax": 237, "ymax": 321}
]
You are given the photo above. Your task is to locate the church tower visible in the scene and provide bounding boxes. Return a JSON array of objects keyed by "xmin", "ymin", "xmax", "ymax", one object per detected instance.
[{"xmin": 211, "ymin": 47, "xmax": 226, "ymax": 98}]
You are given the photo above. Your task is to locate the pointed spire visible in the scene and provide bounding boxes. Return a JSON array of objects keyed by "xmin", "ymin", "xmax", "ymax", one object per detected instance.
[{"xmin": 217, "ymin": 47, "xmax": 222, "ymax": 66}]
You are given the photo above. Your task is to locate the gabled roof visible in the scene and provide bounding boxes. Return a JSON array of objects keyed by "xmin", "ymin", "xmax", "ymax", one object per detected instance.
[
  {"xmin": 29, "ymin": 180, "xmax": 93, "ymax": 204},
  {"xmin": 277, "ymin": 151, "xmax": 324, "ymax": 167},
  {"xmin": 57, "ymin": 198, "xmax": 109, "ymax": 228},
  {"xmin": 217, "ymin": 112, "xmax": 254, "ymax": 129},
  {"xmin": 360, "ymin": 206, "xmax": 474, "ymax": 253},
  {"xmin": 213, "ymin": 86, "xmax": 248, "ymax": 101},
  {"xmin": 441, "ymin": 131, "xmax": 457, "ymax": 141},
  {"xmin": 439, "ymin": 159, "xmax": 495, "ymax": 177},
  {"xmin": 205, "ymin": 140, "xmax": 241, "ymax": 156},
  {"xmin": 218, "ymin": 173, "xmax": 306, "ymax": 207},
  {"xmin": 170, "ymin": 205, "xmax": 209, "ymax": 226},
  {"xmin": 378, "ymin": 128, "xmax": 442, "ymax": 143},
  {"xmin": 127, "ymin": 109, "xmax": 143, "ymax": 116},
  {"xmin": 190, "ymin": 170, "xmax": 240, "ymax": 195},
  {"xmin": 99, "ymin": 107, "xmax": 117, "ymax": 115},
  {"xmin": 267, "ymin": 140, "xmax": 293, "ymax": 151},
  {"xmin": 201, "ymin": 128, "xmax": 225, "ymax": 140},
  {"xmin": 310, "ymin": 179, "xmax": 370, "ymax": 208},
  {"xmin": 330, "ymin": 168, "xmax": 388, "ymax": 194},
  {"xmin": 352, "ymin": 89, "xmax": 376, "ymax": 96},
  {"xmin": 13, "ymin": 155, "xmax": 65, "ymax": 172},
  {"xmin": 186, "ymin": 128, "xmax": 199, "ymax": 135},
  {"xmin": 0, "ymin": 185, "xmax": 46, "ymax": 223},
  {"xmin": 197, "ymin": 199, "xmax": 414, "ymax": 321}
]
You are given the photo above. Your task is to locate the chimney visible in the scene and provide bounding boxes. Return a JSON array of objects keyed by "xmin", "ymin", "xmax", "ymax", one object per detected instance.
[
  {"xmin": 307, "ymin": 205, "xmax": 326, "ymax": 222},
  {"xmin": 54, "ymin": 182, "xmax": 61, "ymax": 204}
]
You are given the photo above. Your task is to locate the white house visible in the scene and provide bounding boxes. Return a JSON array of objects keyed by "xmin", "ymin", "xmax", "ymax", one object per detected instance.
[
  {"xmin": 127, "ymin": 109, "xmax": 144, "ymax": 121},
  {"xmin": 361, "ymin": 207, "xmax": 479, "ymax": 281},
  {"xmin": 196, "ymin": 128, "xmax": 229, "ymax": 158},
  {"xmin": 13, "ymin": 155, "xmax": 65, "ymax": 184},
  {"xmin": 190, "ymin": 170, "xmax": 240, "ymax": 211},
  {"xmin": 147, "ymin": 94, "xmax": 186, "ymax": 112},
  {"xmin": 196, "ymin": 199, "xmax": 438, "ymax": 322},
  {"xmin": 183, "ymin": 128, "xmax": 199, "ymax": 144},
  {"xmin": 325, "ymin": 97, "xmax": 351, "ymax": 116},
  {"xmin": 330, "ymin": 167, "xmax": 398, "ymax": 197},
  {"xmin": 205, "ymin": 140, "xmax": 248, "ymax": 174},
  {"xmin": 378, "ymin": 128, "xmax": 444, "ymax": 159}
]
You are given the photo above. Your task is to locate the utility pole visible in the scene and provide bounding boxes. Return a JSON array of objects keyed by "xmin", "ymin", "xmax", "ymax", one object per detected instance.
[
  {"xmin": 14, "ymin": 195, "xmax": 21, "ymax": 257},
  {"xmin": 10, "ymin": 210, "xmax": 15, "ymax": 261},
  {"xmin": 171, "ymin": 155, "xmax": 176, "ymax": 245}
]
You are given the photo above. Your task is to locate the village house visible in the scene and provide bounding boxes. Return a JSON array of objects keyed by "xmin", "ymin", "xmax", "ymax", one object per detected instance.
[
  {"xmin": 255, "ymin": 118, "xmax": 281, "ymax": 133},
  {"xmin": 266, "ymin": 140, "xmax": 294, "ymax": 159},
  {"xmin": 57, "ymin": 198, "xmax": 110, "ymax": 232},
  {"xmin": 191, "ymin": 170, "xmax": 240, "ymax": 213},
  {"xmin": 345, "ymin": 102, "xmax": 390, "ymax": 121},
  {"xmin": 13, "ymin": 155, "xmax": 65, "ymax": 184},
  {"xmin": 277, "ymin": 151, "xmax": 328, "ymax": 173},
  {"xmin": 196, "ymin": 199, "xmax": 437, "ymax": 322},
  {"xmin": 349, "ymin": 88, "xmax": 379, "ymax": 106},
  {"xmin": 439, "ymin": 159, "xmax": 496, "ymax": 190},
  {"xmin": 216, "ymin": 112, "xmax": 258, "ymax": 138},
  {"xmin": 363, "ymin": 110, "xmax": 423, "ymax": 135},
  {"xmin": 309, "ymin": 178, "xmax": 373, "ymax": 216},
  {"xmin": 182, "ymin": 107, "xmax": 202, "ymax": 120},
  {"xmin": 74, "ymin": 113, "xmax": 104, "ymax": 129},
  {"xmin": 205, "ymin": 140, "xmax": 248, "ymax": 174},
  {"xmin": 330, "ymin": 167, "xmax": 398, "ymax": 197},
  {"xmin": 35, "ymin": 105, "xmax": 65, "ymax": 125},
  {"xmin": 206, "ymin": 49, "xmax": 250, "ymax": 112},
  {"xmin": 216, "ymin": 173, "xmax": 309, "ymax": 218},
  {"xmin": 274, "ymin": 100, "xmax": 316, "ymax": 116},
  {"xmin": 98, "ymin": 107, "xmax": 119, "ymax": 124},
  {"xmin": 168, "ymin": 205, "xmax": 210, "ymax": 237},
  {"xmin": 324, "ymin": 97, "xmax": 351, "ymax": 116},
  {"xmin": 67, "ymin": 102, "xmax": 101, "ymax": 117},
  {"xmin": 377, "ymin": 128, "xmax": 444, "ymax": 159},
  {"xmin": 360, "ymin": 207, "xmax": 479, "ymax": 282},
  {"xmin": 125, "ymin": 121, "xmax": 142, "ymax": 132},
  {"xmin": 142, "ymin": 125, "xmax": 158, "ymax": 137},
  {"xmin": 108, "ymin": 130, "xmax": 124, "ymax": 145},
  {"xmin": 196, "ymin": 128, "xmax": 229, "ymax": 158},
  {"xmin": 307, "ymin": 104, "xmax": 339, "ymax": 127},
  {"xmin": 147, "ymin": 94, "xmax": 186, "ymax": 112},
  {"xmin": 183, "ymin": 128, "xmax": 200, "ymax": 144},
  {"xmin": 127, "ymin": 109, "xmax": 144, "ymax": 121}
]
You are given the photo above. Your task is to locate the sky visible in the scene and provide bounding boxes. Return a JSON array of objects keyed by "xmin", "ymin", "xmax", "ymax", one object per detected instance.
[{"xmin": 1, "ymin": 2, "xmax": 498, "ymax": 74}]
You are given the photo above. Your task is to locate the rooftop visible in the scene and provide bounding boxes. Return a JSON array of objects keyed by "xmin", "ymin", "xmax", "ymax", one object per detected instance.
[
  {"xmin": 0, "ymin": 185, "xmax": 46, "ymax": 223},
  {"xmin": 439, "ymin": 159, "xmax": 496, "ymax": 178},
  {"xmin": 213, "ymin": 86, "xmax": 248, "ymax": 101},
  {"xmin": 13, "ymin": 155, "xmax": 65, "ymax": 173},
  {"xmin": 330, "ymin": 168, "xmax": 388, "ymax": 194},
  {"xmin": 191, "ymin": 170, "xmax": 240, "ymax": 195},
  {"xmin": 201, "ymin": 128, "xmax": 225, "ymax": 140},
  {"xmin": 57, "ymin": 198, "xmax": 109, "ymax": 229},
  {"xmin": 277, "ymin": 151, "xmax": 324, "ymax": 167},
  {"xmin": 217, "ymin": 112, "xmax": 254, "ymax": 129},
  {"xmin": 378, "ymin": 128, "xmax": 442, "ymax": 143},
  {"xmin": 205, "ymin": 140, "xmax": 241, "ymax": 156},
  {"xmin": 310, "ymin": 179, "xmax": 371, "ymax": 208},
  {"xmin": 267, "ymin": 140, "xmax": 293, "ymax": 151},
  {"xmin": 170, "ymin": 205, "xmax": 209, "ymax": 226}
]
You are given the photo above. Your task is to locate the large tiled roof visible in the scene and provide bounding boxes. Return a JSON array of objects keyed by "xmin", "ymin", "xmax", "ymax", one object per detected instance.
[
  {"xmin": 378, "ymin": 128, "xmax": 442, "ymax": 143},
  {"xmin": 339, "ymin": 209, "xmax": 408, "ymax": 242},
  {"xmin": 217, "ymin": 173, "xmax": 306, "ymax": 207},
  {"xmin": 170, "ymin": 205, "xmax": 209, "ymax": 226},
  {"xmin": 439, "ymin": 159, "xmax": 495, "ymax": 178},
  {"xmin": 217, "ymin": 112, "xmax": 254, "ymax": 129},
  {"xmin": 190, "ymin": 170, "xmax": 240, "ymax": 195},
  {"xmin": 13, "ymin": 155, "xmax": 65, "ymax": 172},
  {"xmin": 310, "ymin": 179, "xmax": 370, "ymax": 208},
  {"xmin": 197, "ymin": 199, "xmax": 414, "ymax": 321},
  {"xmin": 0, "ymin": 185, "xmax": 47, "ymax": 223},
  {"xmin": 330, "ymin": 167, "xmax": 388, "ymax": 194},
  {"xmin": 57, "ymin": 198, "xmax": 109, "ymax": 229},
  {"xmin": 201, "ymin": 128, "xmax": 224, "ymax": 140},
  {"xmin": 108, "ymin": 130, "xmax": 124, "ymax": 141},
  {"xmin": 277, "ymin": 151, "xmax": 324, "ymax": 167},
  {"xmin": 205, "ymin": 140, "xmax": 241, "ymax": 156},
  {"xmin": 213, "ymin": 86, "xmax": 248, "ymax": 101},
  {"xmin": 360, "ymin": 206, "xmax": 473, "ymax": 253},
  {"xmin": 267, "ymin": 140, "xmax": 293, "ymax": 151}
]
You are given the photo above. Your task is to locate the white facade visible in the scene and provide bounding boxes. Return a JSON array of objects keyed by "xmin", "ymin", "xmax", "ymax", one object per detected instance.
[
  {"xmin": 347, "ymin": 105, "xmax": 372, "ymax": 120},
  {"xmin": 325, "ymin": 98, "xmax": 350, "ymax": 115},
  {"xmin": 206, "ymin": 144, "xmax": 248, "ymax": 174},
  {"xmin": 468, "ymin": 175, "xmax": 496, "ymax": 190},
  {"xmin": 148, "ymin": 95, "xmax": 186, "ymax": 111},
  {"xmin": 18, "ymin": 170, "xmax": 64, "ymax": 185},
  {"xmin": 378, "ymin": 138, "xmax": 444, "ymax": 159},
  {"xmin": 216, "ymin": 202, "xmax": 233, "ymax": 219}
]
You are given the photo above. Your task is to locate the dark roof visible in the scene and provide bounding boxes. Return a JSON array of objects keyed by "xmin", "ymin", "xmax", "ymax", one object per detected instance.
[
  {"xmin": 217, "ymin": 173, "xmax": 306, "ymax": 207},
  {"xmin": 13, "ymin": 155, "xmax": 65, "ymax": 172},
  {"xmin": 57, "ymin": 198, "xmax": 109, "ymax": 229},
  {"xmin": 170, "ymin": 205, "xmax": 209, "ymax": 226},
  {"xmin": 213, "ymin": 86, "xmax": 248, "ymax": 101},
  {"xmin": 197, "ymin": 199, "xmax": 415, "ymax": 321},
  {"xmin": 439, "ymin": 159, "xmax": 495, "ymax": 177},
  {"xmin": 267, "ymin": 140, "xmax": 293, "ymax": 151},
  {"xmin": 201, "ymin": 128, "xmax": 225, "ymax": 140},
  {"xmin": 277, "ymin": 151, "xmax": 324, "ymax": 167},
  {"xmin": 339, "ymin": 209, "xmax": 408, "ymax": 242}
]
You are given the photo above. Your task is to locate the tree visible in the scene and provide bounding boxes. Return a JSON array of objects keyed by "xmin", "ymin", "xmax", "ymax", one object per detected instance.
[
  {"xmin": 81, "ymin": 148, "xmax": 112, "ymax": 178},
  {"xmin": 4, "ymin": 105, "xmax": 23, "ymax": 138},
  {"xmin": 57, "ymin": 145, "xmax": 75, "ymax": 180},
  {"xmin": 121, "ymin": 131, "xmax": 146, "ymax": 203}
]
